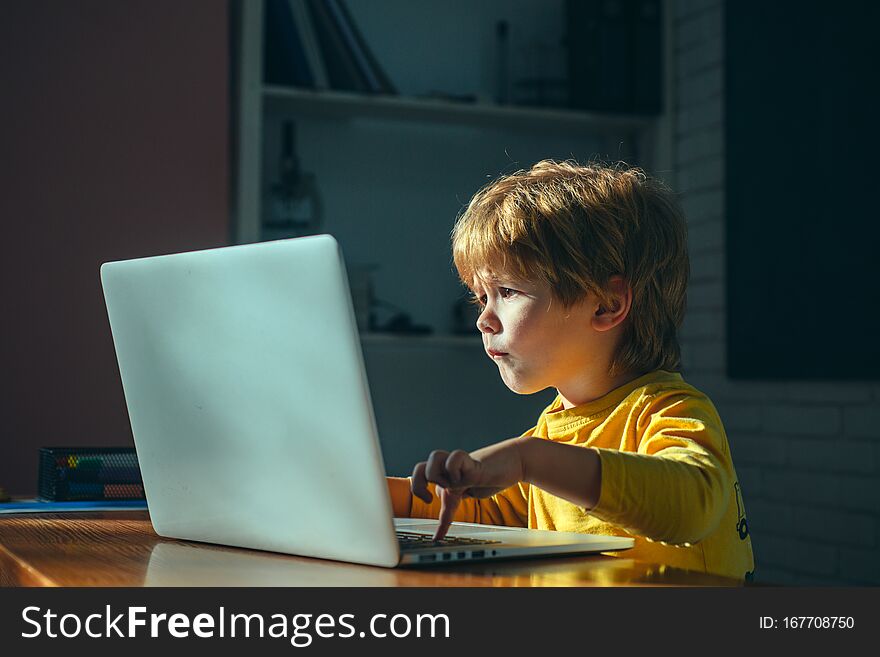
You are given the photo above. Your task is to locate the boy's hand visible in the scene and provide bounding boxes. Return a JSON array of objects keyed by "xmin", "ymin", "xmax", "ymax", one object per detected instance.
[{"xmin": 410, "ymin": 438, "xmax": 525, "ymax": 541}]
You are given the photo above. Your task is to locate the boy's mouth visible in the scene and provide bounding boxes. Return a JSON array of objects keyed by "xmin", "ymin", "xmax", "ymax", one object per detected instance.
[{"xmin": 486, "ymin": 348, "xmax": 509, "ymax": 358}]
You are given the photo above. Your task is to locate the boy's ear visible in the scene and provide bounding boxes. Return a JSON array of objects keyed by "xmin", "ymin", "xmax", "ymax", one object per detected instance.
[{"xmin": 591, "ymin": 276, "xmax": 632, "ymax": 332}]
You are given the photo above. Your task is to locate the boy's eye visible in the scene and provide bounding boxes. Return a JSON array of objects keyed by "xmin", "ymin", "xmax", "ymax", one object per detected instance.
[
  {"xmin": 469, "ymin": 288, "xmax": 515, "ymax": 306},
  {"xmin": 469, "ymin": 293, "xmax": 487, "ymax": 308}
]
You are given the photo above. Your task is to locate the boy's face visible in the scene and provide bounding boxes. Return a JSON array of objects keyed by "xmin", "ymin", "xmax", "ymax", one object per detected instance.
[{"xmin": 470, "ymin": 269, "xmax": 610, "ymax": 398}]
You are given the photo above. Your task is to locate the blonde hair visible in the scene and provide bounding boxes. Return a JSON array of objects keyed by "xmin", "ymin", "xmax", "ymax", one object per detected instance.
[{"xmin": 452, "ymin": 159, "xmax": 689, "ymax": 378}]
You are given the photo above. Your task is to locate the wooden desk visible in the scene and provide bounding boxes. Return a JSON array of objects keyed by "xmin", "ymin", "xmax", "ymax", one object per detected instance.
[{"xmin": 0, "ymin": 511, "xmax": 742, "ymax": 587}]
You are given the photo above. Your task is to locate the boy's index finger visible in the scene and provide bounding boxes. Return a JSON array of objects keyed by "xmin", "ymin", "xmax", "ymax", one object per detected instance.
[{"xmin": 433, "ymin": 487, "xmax": 462, "ymax": 542}]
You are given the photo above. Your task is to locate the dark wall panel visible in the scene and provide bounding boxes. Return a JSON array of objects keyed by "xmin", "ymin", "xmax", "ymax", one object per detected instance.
[
  {"xmin": 0, "ymin": 0, "xmax": 229, "ymax": 494},
  {"xmin": 725, "ymin": 1, "xmax": 879, "ymax": 379}
]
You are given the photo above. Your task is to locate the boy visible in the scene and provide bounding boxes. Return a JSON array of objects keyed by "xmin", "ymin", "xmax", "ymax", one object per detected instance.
[{"xmin": 387, "ymin": 159, "xmax": 754, "ymax": 581}]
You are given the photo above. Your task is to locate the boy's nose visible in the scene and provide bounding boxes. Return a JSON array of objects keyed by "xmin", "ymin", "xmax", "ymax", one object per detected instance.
[{"xmin": 476, "ymin": 309, "xmax": 500, "ymax": 334}]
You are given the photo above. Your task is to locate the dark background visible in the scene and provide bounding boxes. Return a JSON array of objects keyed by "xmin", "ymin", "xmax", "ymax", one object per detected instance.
[
  {"xmin": 1, "ymin": 0, "xmax": 878, "ymax": 585},
  {"xmin": 726, "ymin": 1, "xmax": 880, "ymax": 379},
  {"xmin": 0, "ymin": 0, "xmax": 229, "ymax": 496}
]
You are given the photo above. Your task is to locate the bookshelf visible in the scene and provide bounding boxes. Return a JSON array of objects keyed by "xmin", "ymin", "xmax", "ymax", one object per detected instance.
[
  {"xmin": 228, "ymin": 0, "xmax": 674, "ymax": 469},
  {"xmin": 231, "ymin": 0, "xmax": 675, "ymax": 338},
  {"xmin": 262, "ymin": 86, "xmax": 655, "ymax": 136},
  {"xmin": 360, "ymin": 332, "xmax": 482, "ymax": 348}
]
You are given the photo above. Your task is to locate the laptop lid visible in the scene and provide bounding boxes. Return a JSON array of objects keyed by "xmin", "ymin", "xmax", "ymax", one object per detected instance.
[{"xmin": 101, "ymin": 235, "xmax": 401, "ymax": 567}]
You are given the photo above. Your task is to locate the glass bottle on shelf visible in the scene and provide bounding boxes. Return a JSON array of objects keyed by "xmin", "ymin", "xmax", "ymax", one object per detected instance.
[{"xmin": 263, "ymin": 120, "xmax": 322, "ymax": 239}]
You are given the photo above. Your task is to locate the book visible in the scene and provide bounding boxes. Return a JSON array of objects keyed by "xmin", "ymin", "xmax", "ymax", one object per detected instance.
[
  {"xmin": 331, "ymin": 0, "xmax": 396, "ymax": 94},
  {"xmin": 306, "ymin": 0, "xmax": 369, "ymax": 92},
  {"xmin": 264, "ymin": 0, "xmax": 315, "ymax": 87},
  {"xmin": 324, "ymin": 0, "xmax": 380, "ymax": 92},
  {"xmin": 288, "ymin": 0, "xmax": 329, "ymax": 89},
  {"xmin": 567, "ymin": 0, "xmax": 632, "ymax": 112},
  {"xmin": 566, "ymin": 0, "xmax": 662, "ymax": 114},
  {"xmin": 38, "ymin": 447, "xmax": 146, "ymax": 501},
  {"xmin": 632, "ymin": 0, "xmax": 662, "ymax": 114},
  {"xmin": 0, "ymin": 500, "xmax": 148, "ymax": 514}
]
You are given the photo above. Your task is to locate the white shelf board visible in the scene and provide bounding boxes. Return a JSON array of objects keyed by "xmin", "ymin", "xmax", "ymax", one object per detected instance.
[
  {"xmin": 263, "ymin": 86, "xmax": 655, "ymax": 136},
  {"xmin": 359, "ymin": 332, "xmax": 482, "ymax": 348}
]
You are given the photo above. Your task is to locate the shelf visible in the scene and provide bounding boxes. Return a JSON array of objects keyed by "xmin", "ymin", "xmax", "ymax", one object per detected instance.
[
  {"xmin": 263, "ymin": 86, "xmax": 656, "ymax": 137},
  {"xmin": 234, "ymin": 0, "xmax": 671, "ymax": 247},
  {"xmin": 359, "ymin": 332, "xmax": 482, "ymax": 348}
]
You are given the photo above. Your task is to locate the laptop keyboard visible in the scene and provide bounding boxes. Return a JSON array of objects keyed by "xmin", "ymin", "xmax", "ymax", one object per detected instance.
[{"xmin": 396, "ymin": 530, "xmax": 501, "ymax": 551}]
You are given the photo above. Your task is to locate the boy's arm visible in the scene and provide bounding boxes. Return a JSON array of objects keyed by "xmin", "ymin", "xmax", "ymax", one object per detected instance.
[
  {"xmin": 588, "ymin": 446, "xmax": 728, "ymax": 545},
  {"xmin": 519, "ymin": 438, "xmax": 602, "ymax": 508},
  {"xmin": 412, "ymin": 438, "xmax": 600, "ymax": 540},
  {"xmin": 587, "ymin": 392, "xmax": 731, "ymax": 545},
  {"xmin": 414, "ymin": 393, "xmax": 730, "ymax": 544}
]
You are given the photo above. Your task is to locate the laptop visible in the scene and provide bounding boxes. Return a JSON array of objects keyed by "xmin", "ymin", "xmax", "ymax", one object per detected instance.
[{"xmin": 100, "ymin": 235, "xmax": 634, "ymax": 567}]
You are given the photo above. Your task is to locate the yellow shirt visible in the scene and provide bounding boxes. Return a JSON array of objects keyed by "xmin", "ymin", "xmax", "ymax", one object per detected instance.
[{"xmin": 389, "ymin": 370, "xmax": 754, "ymax": 581}]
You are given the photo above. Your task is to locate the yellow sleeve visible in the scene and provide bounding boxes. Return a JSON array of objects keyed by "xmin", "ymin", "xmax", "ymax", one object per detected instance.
[
  {"xmin": 589, "ymin": 392, "xmax": 731, "ymax": 545},
  {"xmin": 387, "ymin": 476, "xmax": 414, "ymax": 516},
  {"xmin": 409, "ymin": 481, "xmax": 530, "ymax": 527}
]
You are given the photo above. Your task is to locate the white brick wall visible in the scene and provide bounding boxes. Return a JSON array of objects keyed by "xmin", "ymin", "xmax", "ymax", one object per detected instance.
[{"xmin": 671, "ymin": 0, "xmax": 880, "ymax": 585}]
